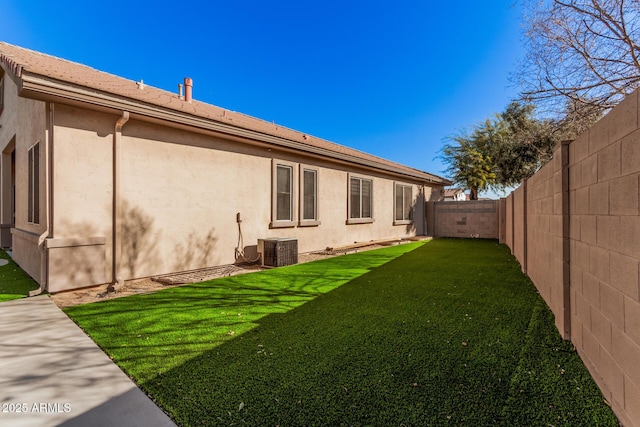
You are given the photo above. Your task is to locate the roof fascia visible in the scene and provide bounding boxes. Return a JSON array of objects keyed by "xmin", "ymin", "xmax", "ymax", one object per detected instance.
[
  {"xmin": 0, "ymin": 60, "xmax": 24, "ymax": 89},
  {"xmin": 19, "ymin": 72, "xmax": 450, "ymax": 185}
]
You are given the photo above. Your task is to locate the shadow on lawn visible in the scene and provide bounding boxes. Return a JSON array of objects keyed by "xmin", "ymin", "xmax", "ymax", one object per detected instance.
[
  {"xmin": 64, "ymin": 245, "xmax": 419, "ymax": 376},
  {"xmin": 136, "ymin": 240, "xmax": 540, "ymax": 427},
  {"xmin": 0, "ymin": 249, "xmax": 39, "ymax": 301},
  {"xmin": 66, "ymin": 240, "xmax": 618, "ymax": 427}
]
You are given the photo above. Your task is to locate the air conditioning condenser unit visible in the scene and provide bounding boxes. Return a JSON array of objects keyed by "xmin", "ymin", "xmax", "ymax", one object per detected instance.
[{"xmin": 258, "ymin": 238, "xmax": 298, "ymax": 267}]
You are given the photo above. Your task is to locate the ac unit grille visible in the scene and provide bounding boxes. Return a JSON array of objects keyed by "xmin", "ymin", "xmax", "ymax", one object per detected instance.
[{"xmin": 258, "ymin": 238, "xmax": 298, "ymax": 267}]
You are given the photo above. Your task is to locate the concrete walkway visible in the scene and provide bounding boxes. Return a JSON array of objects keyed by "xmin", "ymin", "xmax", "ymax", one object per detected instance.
[{"xmin": 0, "ymin": 295, "xmax": 177, "ymax": 427}]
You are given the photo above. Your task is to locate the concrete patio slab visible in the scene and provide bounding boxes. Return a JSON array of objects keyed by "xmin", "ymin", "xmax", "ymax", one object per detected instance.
[{"xmin": 0, "ymin": 295, "xmax": 176, "ymax": 427}]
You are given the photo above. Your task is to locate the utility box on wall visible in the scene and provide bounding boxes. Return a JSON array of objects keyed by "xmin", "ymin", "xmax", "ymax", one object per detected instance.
[{"xmin": 258, "ymin": 238, "xmax": 298, "ymax": 267}]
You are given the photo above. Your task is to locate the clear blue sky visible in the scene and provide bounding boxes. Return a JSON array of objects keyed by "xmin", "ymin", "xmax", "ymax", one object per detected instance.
[{"xmin": 2, "ymin": 0, "xmax": 524, "ymax": 198}]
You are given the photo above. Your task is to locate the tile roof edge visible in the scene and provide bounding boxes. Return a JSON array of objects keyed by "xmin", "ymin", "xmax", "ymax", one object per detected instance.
[
  {"xmin": 0, "ymin": 41, "xmax": 451, "ymax": 185},
  {"xmin": 0, "ymin": 49, "xmax": 24, "ymax": 77}
]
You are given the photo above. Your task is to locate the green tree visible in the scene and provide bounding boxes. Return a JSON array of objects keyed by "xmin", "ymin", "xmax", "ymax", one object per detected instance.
[
  {"xmin": 441, "ymin": 123, "xmax": 498, "ymax": 200},
  {"xmin": 492, "ymin": 102, "xmax": 557, "ymax": 187},
  {"xmin": 440, "ymin": 102, "xmax": 559, "ymax": 197}
]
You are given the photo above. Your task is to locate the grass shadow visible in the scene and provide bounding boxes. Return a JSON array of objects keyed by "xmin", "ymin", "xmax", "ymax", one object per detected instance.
[
  {"xmin": 65, "ymin": 239, "xmax": 618, "ymax": 426},
  {"xmin": 64, "ymin": 243, "xmax": 422, "ymax": 378},
  {"xmin": 0, "ymin": 249, "xmax": 40, "ymax": 302}
]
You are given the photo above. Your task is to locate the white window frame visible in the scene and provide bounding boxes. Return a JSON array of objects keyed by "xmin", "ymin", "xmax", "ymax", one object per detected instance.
[
  {"xmin": 394, "ymin": 182, "xmax": 413, "ymax": 225},
  {"xmin": 270, "ymin": 159, "xmax": 297, "ymax": 228},
  {"xmin": 347, "ymin": 173, "xmax": 374, "ymax": 224},
  {"xmin": 28, "ymin": 142, "xmax": 40, "ymax": 225},
  {"xmin": 299, "ymin": 165, "xmax": 320, "ymax": 226}
]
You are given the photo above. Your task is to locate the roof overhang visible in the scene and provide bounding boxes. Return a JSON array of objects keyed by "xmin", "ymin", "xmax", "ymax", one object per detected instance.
[{"xmin": 18, "ymin": 71, "xmax": 451, "ymax": 185}]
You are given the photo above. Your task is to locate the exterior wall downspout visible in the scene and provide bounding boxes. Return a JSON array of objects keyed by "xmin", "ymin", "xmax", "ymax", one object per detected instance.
[
  {"xmin": 111, "ymin": 111, "xmax": 129, "ymax": 291},
  {"xmin": 34, "ymin": 102, "xmax": 54, "ymax": 295}
]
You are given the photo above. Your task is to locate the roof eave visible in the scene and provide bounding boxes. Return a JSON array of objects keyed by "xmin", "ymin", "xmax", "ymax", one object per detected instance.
[{"xmin": 19, "ymin": 72, "xmax": 450, "ymax": 185}]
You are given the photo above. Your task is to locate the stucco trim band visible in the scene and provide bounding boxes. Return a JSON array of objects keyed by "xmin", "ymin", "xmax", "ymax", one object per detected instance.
[
  {"xmin": 45, "ymin": 236, "xmax": 106, "ymax": 249},
  {"xmin": 11, "ymin": 227, "xmax": 40, "ymax": 243}
]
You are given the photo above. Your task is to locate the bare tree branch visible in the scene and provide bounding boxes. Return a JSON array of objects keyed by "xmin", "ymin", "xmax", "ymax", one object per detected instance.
[{"xmin": 515, "ymin": 0, "xmax": 640, "ymax": 116}]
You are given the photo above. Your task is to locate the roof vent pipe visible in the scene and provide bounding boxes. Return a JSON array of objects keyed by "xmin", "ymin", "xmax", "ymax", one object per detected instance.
[
  {"xmin": 178, "ymin": 83, "xmax": 184, "ymax": 99},
  {"xmin": 184, "ymin": 77, "xmax": 193, "ymax": 103}
]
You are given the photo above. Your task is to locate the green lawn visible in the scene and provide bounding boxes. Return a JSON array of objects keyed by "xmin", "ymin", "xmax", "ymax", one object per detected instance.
[
  {"xmin": 0, "ymin": 249, "xmax": 40, "ymax": 302},
  {"xmin": 64, "ymin": 239, "xmax": 618, "ymax": 426}
]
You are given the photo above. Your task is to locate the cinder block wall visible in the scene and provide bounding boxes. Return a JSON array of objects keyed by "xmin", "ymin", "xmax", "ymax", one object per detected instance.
[
  {"xmin": 498, "ymin": 198, "xmax": 507, "ymax": 244},
  {"xmin": 568, "ymin": 91, "xmax": 640, "ymax": 427},
  {"xmin": 502, "ymin": 89, "xmax": 640, "ymax": 427},
  {"xmin": 525, "ymin": 144, "xmax": 571, "ymax": 339},
  {"xmin": 431, "ymin": 200, "xmax": 498, "ymax": 238},
  {"xmin": 513, "ymin": 185, "xmax": 527, "ymax": 270},
  {"xmin": 505, "ymin": 194, "xmax": 514, "ymax": 248}
]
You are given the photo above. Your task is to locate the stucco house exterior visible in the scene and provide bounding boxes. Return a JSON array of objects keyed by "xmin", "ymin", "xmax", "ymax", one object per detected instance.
[{"xmin": 0, "ymin": 42, "xmax": 449, "ymax": 293}]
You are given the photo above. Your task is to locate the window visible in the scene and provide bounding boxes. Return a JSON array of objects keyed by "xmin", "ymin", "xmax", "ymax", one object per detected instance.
[
  {"xmin": 28, "ymin": 142, "xmax": 40, "ymax": 224},
  {"xmin": 348, "ymin": 175, "xmax": 373, "ymax": 224},
  {"xmin": 271, "ymin": 160, "xmax": 297, "ymax": 228},
  {"xmin": 276, "ymin": 165, "xmax": 293, "ymax": 220},
  {"xmin": 394, "ymin": 183, "xmax": 413, "ymax": 224},
  {"xmin": 300, "ymin": 167, "xmax": 320, "ymax": 226}
]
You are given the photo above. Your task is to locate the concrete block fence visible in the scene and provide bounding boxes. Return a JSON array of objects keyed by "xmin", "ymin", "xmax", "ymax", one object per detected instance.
[
  {"xmin": 427, "ymin": 200, "xmax": 499, "ymax": 239},
  {"xmin": 429, "ymin": 89, "xmax": 640, "ymax": 426},
  {"xmin": 501, "ymin": 90, "xmax": 640, "ymax": 427}
]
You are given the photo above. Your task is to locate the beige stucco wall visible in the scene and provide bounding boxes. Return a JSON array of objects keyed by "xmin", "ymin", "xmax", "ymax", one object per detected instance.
[
  {"xmin": 1, "ymin": 64, "xmax": 444, "ymax": 291},
  {"xmin": 48, "ymin": 105, "xmax": 114, "ymax": 291},
  {"xmin": 47, "ymin": 107, "xmax": 442, "ymax": 285},
  {"xmin": 117, "ymin": 120, "xmax": 436, "ymax": 279},
  {"xmin": 46, "ymin": 236, "xmax": 106, "ymax": 291},
  {"xmin": 0, "ymin": 67, "xmax": 47, "ymax": 284}
]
